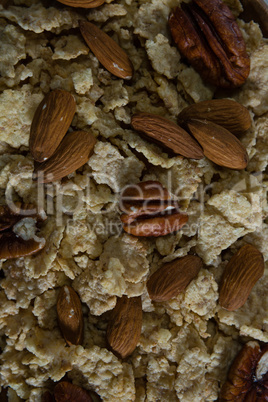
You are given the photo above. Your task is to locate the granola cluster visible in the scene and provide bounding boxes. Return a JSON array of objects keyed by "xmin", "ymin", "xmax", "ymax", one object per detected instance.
[{"xmin": 0, "ymin": 0, "xmax": 267, "ymax": 401}]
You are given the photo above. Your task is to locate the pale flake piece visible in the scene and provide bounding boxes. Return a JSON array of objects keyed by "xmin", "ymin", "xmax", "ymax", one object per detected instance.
[
  {"xmin": 101, "ymin": 80, "xmax": 129, "ymax": 112},
  {"xmin": 0, "ymin": 85, "xmax": 43, "ymax": 148},
  {"xmin": 177, "ymin": 67, "xmax": 214, "ymax": 103},
  {"xmin": 233, "ymin": 43, "xmax": 268, "ymax": 116},
  {"xmin": 145, "ymin": 34, "xmax": 181, "ymax": 79},
  {"xmin": 52, "ymin": 35, "xmax": 89, "ymax": 60},
  {"xmin": 72, "ymin": 68, "xmax": 93, "ymax": 95},
  {"xmin": 87, "ymin": 3, "xmax": 127, "ymax": 22},
  {"xmin": 0, "ymin": 4, "xmax": 79, "ymax": 34},
  {"xmin": 0, "ymin": 24, "xmax": 26, "ymax": 78},
  {"xmin": 88, "ymin": 141, "xmax": 144, "ymax": 191}
]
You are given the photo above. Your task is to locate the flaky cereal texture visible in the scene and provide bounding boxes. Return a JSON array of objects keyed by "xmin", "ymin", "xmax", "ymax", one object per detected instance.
[{"xmin": 0, "ymin": 0, "xmax": 267, "ymax": 400}]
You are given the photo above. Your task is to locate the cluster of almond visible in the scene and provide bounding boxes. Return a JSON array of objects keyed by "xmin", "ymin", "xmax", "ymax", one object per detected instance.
[
  {"xmin": 0, "ymin": 202, "xmax": 46, "ymax": 259},
  {"xmin": 30, "ymin": 89, "xmax": 96, "ymax": 183},
  {"xmin": 131, "ymin": 99, "xmax": 252, "ymax": 170}
]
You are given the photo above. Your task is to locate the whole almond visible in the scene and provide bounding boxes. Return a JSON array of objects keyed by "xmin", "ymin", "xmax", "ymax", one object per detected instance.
[
  {"xmin": 57, "ymin": 286, "xmax": 84, "ymax": 346},
  {"xmin": 147, "ymin": 255, "xmax": 202, "ymax": 301},
  {"xmin": 131, "ymin": 113, "xmax": 204, "ymax": 159},
  {"xmin": 178, "ymin": 99, "xmax": 252, "ymax": 136},
  {"xmin": 54, "ymin": 382, "xmax": 92, "ymax": 402},
  {"xmin": 56, "ymin": 0, "xmax": 105, "ymax": 8},
  {"xmin": 106, "ymin": 295, "xmax": 142, "ymax": 359},
  {"xmin": 30, "ymin": 89, "xmax": 76, "ymax": 163},
  {"xmin": 187, "ymin": 120, "xmax": 249, "ymax": 169},
  {"xmin": 34, "ymin": 130, "xmax": 96, "ymax": 183},
  {"xmin": 219, "ymin": 244, "xmax": 264, "ymax": 311},
  {"xmin": 79, "ymin": 20, "xmax": 133, "ymax": 80}
]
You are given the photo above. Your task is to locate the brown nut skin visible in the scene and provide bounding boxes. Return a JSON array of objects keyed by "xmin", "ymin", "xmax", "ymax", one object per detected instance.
[
  {"xmin": 168, "ymin": 0, "xmax": 250, "ymax": 88},
  {"xmin": 56, "ymin": 0, "xmax": 105, "ymax": 8},
  {"xmin": 0, "ymin": 202, "xmax": 46, "ymax": 232},
  {"xmin": 219, "ymin": 244, "xmax": 264, "ymax": 311},
  {"xmin": 79, "ymin": 20, "xmax": 133, "ymax": 80},
  {"xmin": 147, "ymin": 255, "xmax": 202, "ymax": 302},
  {"xmin": 34, "ymin": 130, "xmax": 96, "ymax": 183},
  {"xmin": 0, "ymin": 232, "xmax": 45, "ymax": 260},
  {"xmin": 54, "ymin": 382, "xmax": 93, "ymax": 402},
  {"xmin": 219, "ymin": 341, "xmax": 268, "ymax": 401},
  {"xmin": 56, "ymin": 286, "xmax": 84, "ymax": 346},
  {"xmin": 106, "ymin": 295, "xmax": 142, "ymax": 359},
  {"xmin": 178, "ymin": 99, "xmax": 252, "ymax": 136},
  {"xmin": 131, "ymin": 113, "xmax": 204, "ymax": 159},
  {"xmin": 29, "ymin": 89, "xmax": 76, "ymax": 163},
  {"xmin": 187, "ymin": 120, "xmax": 249, "ymax": 170},
  {"xmin": 122, "ymin": 212, "xmax": 188, "ymax": 237}
]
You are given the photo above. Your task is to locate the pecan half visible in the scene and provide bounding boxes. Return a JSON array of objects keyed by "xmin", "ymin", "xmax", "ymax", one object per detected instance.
[
  {"xmin": 220, "ymin": 341, "xmax": 268, "ymax": 401},
  {"xmin": 120, "ymin": 181, "xmax": 188, "ymax": 237},
  {"xmin": 0, "ymin": 232, "xmax": 45, "ymax": 259},
  {"xmin": 0, "ymin": 202, "xmax": 45, "ymax": 232},
  {"xmin": 54, "ymin": 382, "xmax": 93, "ymax": 402},
  {"xmin": 168, "ymin": 0, "xmax": 250, "ymax": 88}
]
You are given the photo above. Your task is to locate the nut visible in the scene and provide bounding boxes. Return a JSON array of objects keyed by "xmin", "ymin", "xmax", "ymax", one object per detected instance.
[
  {"xmin": 147, "ymin": 255, "xmax": 202, "ymax": 302},
  {"xmin": 219, "ymin": 244, "xmax": 265, "ymax": 311},
  {"xmin": 120, "ymin": 181, "xmax": 188, "ymax": 237},
  {"xmin": 187, "ymin": 119, "xmax": 249, "ymax": 169},
  {"xmin": 168, "ymin": 0, "xmax": 250, "ymax": 88},
  {"xmin": 0, "ymin": 202, "xmax": 46, "ymax": 232},
  {"xmin": 106, "ymin": 295, "xmax": 142, "ymax": 359},
  {"xmin": 29, "ymin": 89, "xmax": 76, "ymax": 163},
  {"xmin": 178, "ymin": 99, "xmax": 252, "ymax": 136},
  {"xmin": 56, "ymin": 285, "xmax": 84, "ymax": 346},
  {"xmin": 79, "ymin": 20, "xmax": 133, "ymax": 80},
  {"xmin": 0, "ymin": 232, "xmax": 45, "ymax": 259},
  {"xmin": 131, "ymin": 112, "xmax": 204, "ymax": 159},
  {"xmin": 56, "ymin": 0, "xmax": 105, "ymax": 8},
  {"xmin": 219, "ymin": 341, "xmax": 268, "ymax": 401},
  {"xmin": 34, "ymin": 130, "xmax": 96, "ymax": 183},
  {"xmin": 54, "ymin": 381, "xmax": 93, "ymax": 402}
]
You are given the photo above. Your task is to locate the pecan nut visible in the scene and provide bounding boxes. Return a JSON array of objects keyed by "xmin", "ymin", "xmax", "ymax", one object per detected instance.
[
  {"xmin": 119, "ymin": 181, "xmax": 188, "ymax": 237},
  {"xmin": 54, "ymin": 382, "xmax": 93, "ymax": 402},
  {"xmin": 0, "ymin": 232, "xmax": 45, "ymax": 259},
  {"xmin": 219, "ymin": 341, "xmax": 268, "ymax": 401},
  {"xmin": 168, "ymin": 0, "xmax": 250, "ymax": 88}
]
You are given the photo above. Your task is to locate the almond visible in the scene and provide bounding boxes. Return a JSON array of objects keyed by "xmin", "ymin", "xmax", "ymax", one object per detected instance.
[
  {"xmin": 178, "ymin": 99, "xmax": 252, "ymax": 136},
  {"xmin": 34, "ymin": 130, "xmax": 96, "ymax": 183},
  {"xmin": 219, "ymin": 244, "xmax": 264, "ymax": 311},
  {"xmin": 54, "ymin": 382, "xmax": 92, "ymax": 402},
  {"xmin": 131, "ymin": 113, "xmax": 204, "ymax": 159},
  {"xmin": 57, "ymin": 285, "xmax": 84, "ymax": 346},
  {"xmin": 56, "ymin": 0, "xmax": 105, "ymax": 8},
  {"xmin": 79, "ymin": 20, "xmax": 133, "ymax": 80},
  {"xmin": 147, "ymin": 255, "xmax": 202, "ymax": 301},
  {"xmin": 106, "ymin": 295, "xmax": 142, "ymax": 359},
  {"xmin": 187, "ymin": 119, "xmax": 249, "ymax": 169},
  {"xmin": 30, "ymin": 89, "xmax": 76, "ymax": 163}
]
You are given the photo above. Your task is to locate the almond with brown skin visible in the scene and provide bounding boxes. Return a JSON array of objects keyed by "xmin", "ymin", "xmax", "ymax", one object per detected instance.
[
  {"xmin": 79, "ymin": 20, "xmax": 133, "ymax": 80},
  {"xmin": 34, "ymin": 130, "xmax": 96, "ymax": 183},
  {"xmin": 54, "ymin": 382, "xmax": 92, "ymax": 402},
  {"xmin": 147, "ymin": 255, "xmax": 202, "ymax": 301},
  {"xmin": 56, "ymin": 0, "xmax": 105, "ymax": 8},
  {"xmin": 30, "ymin": 89, "xmax": 76, "ymax": 163},
  {"xmin": 106, "ymin": 295, "xmax": 142, "ymax": 359},
  {"xmin": 0, "ymin": 232, "xmax": 45, "ymax": 259},
  {"xmin": 187, "ymin": 120, "xmax": 249, "ymax": 169},
  {"xmin": 57, "ymin": 286, "xmax": 84, "ymax": 346},
  {"xmin": 131, "ymin": 113, "xmax": 204, "ymax": 159},
  {"xmin": 219, "ymin": 244, "xmax": 265, "ymax": 311},
  {"xmin": 178, "ymin": 99, "xmax": 252, "ymax": 136}
]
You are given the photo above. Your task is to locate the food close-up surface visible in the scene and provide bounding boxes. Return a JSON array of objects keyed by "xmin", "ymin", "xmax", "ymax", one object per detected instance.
[{"xmin": 0, "ymin": 0, "xmax": 268, "ymax": 400}]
